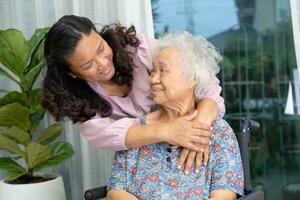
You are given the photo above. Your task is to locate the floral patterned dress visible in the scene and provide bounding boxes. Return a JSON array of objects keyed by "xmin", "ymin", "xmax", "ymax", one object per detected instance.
[{"xmin": 107, "ymin": 117, "xmax": 244, "ymax": 199}]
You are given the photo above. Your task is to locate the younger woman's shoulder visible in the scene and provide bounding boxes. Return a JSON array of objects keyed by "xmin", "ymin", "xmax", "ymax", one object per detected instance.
[{"xmin": 126, "ymin": 34, "xmax": 157, "ymax": 71}]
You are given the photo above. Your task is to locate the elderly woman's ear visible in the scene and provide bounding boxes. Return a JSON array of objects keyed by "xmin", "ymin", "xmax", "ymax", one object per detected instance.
[{"xmin": 189, "ymin": 78, "xmax": 197, "ymax": 88}]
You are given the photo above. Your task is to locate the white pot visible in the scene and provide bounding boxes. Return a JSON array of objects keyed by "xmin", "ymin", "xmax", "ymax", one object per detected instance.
[{"xmin": 0, "ymin": 173, "xmax": 67, "ymax": 200}]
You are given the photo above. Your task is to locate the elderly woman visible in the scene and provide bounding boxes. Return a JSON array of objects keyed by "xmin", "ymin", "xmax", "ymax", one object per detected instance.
[{"xmin": 106, "ymin": 33, "xmax": 244, "ymax": 200}]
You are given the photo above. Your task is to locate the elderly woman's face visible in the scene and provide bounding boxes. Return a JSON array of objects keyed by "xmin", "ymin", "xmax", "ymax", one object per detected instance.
[{"xmin": 151, "ymin": 47, "xmax": 194, "ymax": 105}]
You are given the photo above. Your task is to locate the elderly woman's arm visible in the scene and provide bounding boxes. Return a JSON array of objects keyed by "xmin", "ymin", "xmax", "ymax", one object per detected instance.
[
  {"xmin": 107, "ymin": 190, "xmax": 137, "ymax": 200},
  {"xmin": 106, "ymin": 149, "xmax": 132, "ymax": 198},
  {"xmin": 208, "ymin": 119, "xmax": 244, "ymax": 198}
]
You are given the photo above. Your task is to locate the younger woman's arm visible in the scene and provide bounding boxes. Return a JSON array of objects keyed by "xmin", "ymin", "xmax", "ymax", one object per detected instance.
[
  {"xmin": 177, "ymin": 76, "xmax": 225, "ymax": 173},
  {"xmin": 76, "ymin": 112, "xmax": 211, "ymax": 152}
]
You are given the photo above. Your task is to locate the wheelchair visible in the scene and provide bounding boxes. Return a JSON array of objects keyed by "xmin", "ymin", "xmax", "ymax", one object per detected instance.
[{"xmin": 84, "ymin": 118, "xmax": 264, "ymax": 200}]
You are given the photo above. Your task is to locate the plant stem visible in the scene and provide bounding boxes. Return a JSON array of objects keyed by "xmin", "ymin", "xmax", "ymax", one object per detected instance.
[{"xmin": 28, "ymin": 168, "xmax": 33, "ymax": 176}]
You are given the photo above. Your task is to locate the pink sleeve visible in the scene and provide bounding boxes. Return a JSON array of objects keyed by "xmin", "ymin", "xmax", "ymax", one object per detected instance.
[
  {"xmin": 135, "ymin": 34, "xmax": 157, "ymax": 72},
  {"xmin": 200, "ymin": 76, "xmax": 225, "ymax": 117},
  {"xmin": 76, "ymin": 116, "xmax": 139, "ymax": 151}
]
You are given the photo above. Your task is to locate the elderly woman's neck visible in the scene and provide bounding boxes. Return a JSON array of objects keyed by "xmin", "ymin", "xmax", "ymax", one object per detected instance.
[{"xmin": 161, "ymin": 96, "xmax": 196, "ymax": 121}]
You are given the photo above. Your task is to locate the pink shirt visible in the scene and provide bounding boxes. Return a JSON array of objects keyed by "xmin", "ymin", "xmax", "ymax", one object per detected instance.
[{"xmin": 76, "ymin": 34, "xmax": 225, "ymax": 151}]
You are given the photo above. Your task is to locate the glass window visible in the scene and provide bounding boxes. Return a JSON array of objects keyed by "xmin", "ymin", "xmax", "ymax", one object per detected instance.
[{"xmin": 151, "ymin": 0, "xmax": 300, "ymax": 199}]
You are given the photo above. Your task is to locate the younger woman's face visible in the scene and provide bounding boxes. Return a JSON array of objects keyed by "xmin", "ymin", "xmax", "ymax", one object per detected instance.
[{"xmin": 67, "ymin": 30, "xmax": 115, "ymax": 84}]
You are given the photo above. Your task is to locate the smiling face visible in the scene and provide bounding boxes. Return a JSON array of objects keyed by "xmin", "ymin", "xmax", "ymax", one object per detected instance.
[
  {"xmin": 67, "ymin": 30, "xmax": 115, "ymax": 84},
  {"xmin": 150, "ymin": 47, "xmax": 195, "ymax": 106}
]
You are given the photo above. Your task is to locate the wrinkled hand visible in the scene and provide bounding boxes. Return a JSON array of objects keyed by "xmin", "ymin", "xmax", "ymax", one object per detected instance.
[
  {"xmin": 177, "ymin": 146, "xmax": 210, "ymax": 174},
  {"xmin": 162, "ymin": 111, "xmax": 212, "ymax": 152}
]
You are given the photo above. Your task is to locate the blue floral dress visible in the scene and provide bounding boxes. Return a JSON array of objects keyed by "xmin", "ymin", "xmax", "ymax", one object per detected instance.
[{"xmin": 107, "ymin": 117, "xmax": 244, "ymax": 199}]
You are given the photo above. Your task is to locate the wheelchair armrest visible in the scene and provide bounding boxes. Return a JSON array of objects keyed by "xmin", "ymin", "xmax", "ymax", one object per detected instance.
[
  {"xmin": 238, "ymin": 190, "xmax": 264, "ymax": 200},
  {"xmin": 84, "ymin": 186, "xmax": 107, "ymax": 200}
]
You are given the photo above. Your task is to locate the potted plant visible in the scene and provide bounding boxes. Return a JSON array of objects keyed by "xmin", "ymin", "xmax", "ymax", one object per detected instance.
[{"xmin": 0, "ymin": 28, "xmax": 74, "ymax": 200}]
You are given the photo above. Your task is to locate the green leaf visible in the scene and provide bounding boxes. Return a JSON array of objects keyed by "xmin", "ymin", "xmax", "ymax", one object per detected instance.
[
  {"xmin": 35, "ymin": 123, "xmax": 62, "ymax": 145},
  {"xmin": 0, "ymin": 67, "xmax": 19, "ymax": 85},
  {"xmin": 0, "ymin": 135, "xmax": 25, "ymax": 157},
  {"xmin": 0, "ymin": 157, "xmax": 27, "ymax": 180},
  {"xmin": 0, "ymin": 157, "xmax": 25, "ymax": 170},
  {"xmin": 29, "ymin": 88, "xmax": 43, "ymax": 109},
  {"xmin": 2, "ymin": 127, "xmax": 30, "ymax": 145},
  {"xmin": 0, "ymin": 91, "xmax": 28, "ymax": 107},
  {"xmin": 12, "ymin": 155, "xmax": 22, "ymax": 160},
  {"xmin": 0, "ymin": 29, "xmax": 29, "ymax": 77},
  {"xmin": 28, "ymin": 28, "xmax": 48, "ymax": 49},
  {"xmin": 7, "ymin": 170, "xmax": 27, "ymax": 180},
  {"xmin": 0, "ymin": 88, "xmax": 9, "ymax": 94},
  {"xmin": 27, "ymin": 28, "xmax": 48, "ymax": 69},
  {"xmin": 0, "ymin": 103, "xmax": 31, "ymax": 131},
  {"xmin": 0, "ymin": 47, "xmax": 26, "ymax": 78},
  {"xmin": 24, "ymin": 28, "xmax": 48, "ymax": 91},
  {"xmin": 26, "ymin": 142, "xmax": 51, "ymax": 169},
  {"xmin": 29, "ymin": 89, "xmax": 46, "ymax": 131},
  {"xmin": 30, "ymin": 108, "xmax": 46, "ymax": 132},
  {"xmin": 21, "ymin": 62, "xmax": 44, "ymax": 92},
  {"xmin": 33, "ymin": 141, "xmax": 74, "ymax": 171}
]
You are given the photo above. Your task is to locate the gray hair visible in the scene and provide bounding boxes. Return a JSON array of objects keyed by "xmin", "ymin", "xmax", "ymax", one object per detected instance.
[{"xmin": 157, "ymin": 32, "xmax": 222, "ymax": 101}]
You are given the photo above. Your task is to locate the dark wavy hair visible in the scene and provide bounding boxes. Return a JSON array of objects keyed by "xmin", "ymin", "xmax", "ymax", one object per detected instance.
[{"xmin": 42, "ymin": 15, "xmax": 140, "ymax": 123}]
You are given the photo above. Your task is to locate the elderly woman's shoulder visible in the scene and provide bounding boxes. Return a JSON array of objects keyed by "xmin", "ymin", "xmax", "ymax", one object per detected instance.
[
  {"xmin": 214, "ymin": 117, "xmax": 233, "ymax": 128},
  {"xmin": 212, "ymin": 118, "xmax": 237, "ymax": 139}
]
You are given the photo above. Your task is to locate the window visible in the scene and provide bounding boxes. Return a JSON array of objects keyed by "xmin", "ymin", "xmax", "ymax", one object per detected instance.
[{"xmin": 152, "ymin": 0, "xmax": 300, "ymax": 199}]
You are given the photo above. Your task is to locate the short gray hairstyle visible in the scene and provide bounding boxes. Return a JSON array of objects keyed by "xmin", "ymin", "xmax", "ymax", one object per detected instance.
[{"xmin": 157, "ymin": 32, "xmax": 222, "ymax": 101}]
